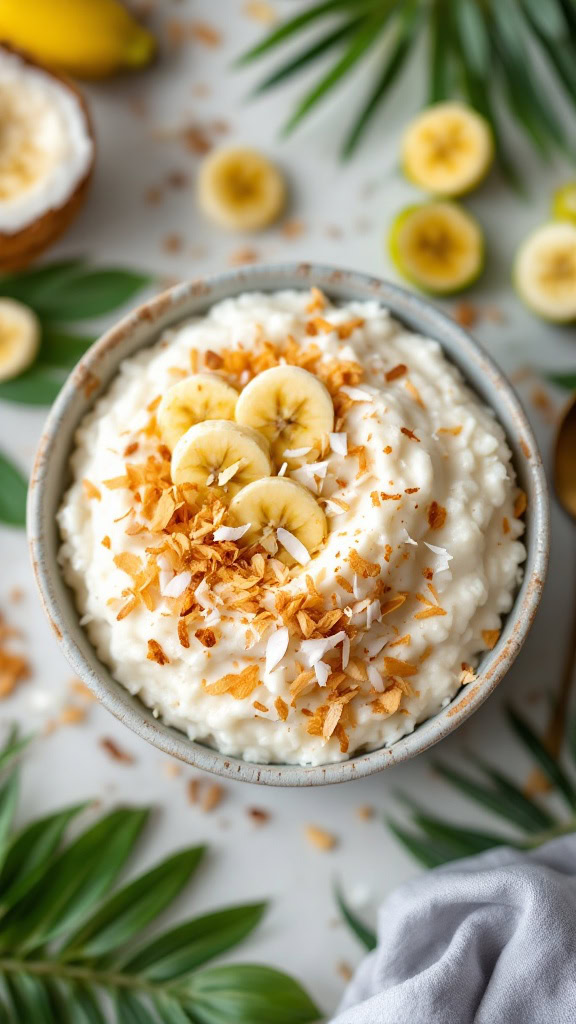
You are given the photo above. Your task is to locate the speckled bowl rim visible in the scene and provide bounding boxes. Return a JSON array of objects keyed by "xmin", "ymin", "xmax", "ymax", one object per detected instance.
[{"xmin": 28, "ymin": 263, "xmax": 549, "ymax": 786}]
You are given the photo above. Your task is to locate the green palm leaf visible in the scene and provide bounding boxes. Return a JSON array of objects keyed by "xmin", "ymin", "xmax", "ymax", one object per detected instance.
[
  {"xmin": 334, "ymin": 884, "xmax": 376, "ymax": 951},
  {"xmin": 0, "ymin": 730, "xmax": 318, "ymax": 1023}
]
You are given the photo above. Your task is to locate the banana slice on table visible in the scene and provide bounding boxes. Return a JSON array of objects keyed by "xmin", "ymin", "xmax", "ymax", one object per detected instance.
[
  {"xmin": 552, "ymin": 181, "xmax": 576, "ymax": 225},
  {"xmin": 229, "ymin": 477, "xmax": 328, "ymax": 564},
  {"xmin": 389, "ymin": 201, "xmax": 485, "ymax": 296},
  {"xmin": 158, "ymin": 374, "xmax": 238, "ymax": 451},
  {"xmin": 235, "ymin": 365, "xmax": 334, "ymax": 466},
  {"xmin": 171, "ymin": 420, "xmax": 272, "ymax": 495},
  {"xmin": 514, "ymin": 222, "xmax": 576, "ymax": 323},
  {"xmin": 197, "ymin": 146, "xmax": 287, "ymax": 232},
  {"xmin": 0, "ymin": 298, "xmax": 40, "ymax": 382},
  {"xmin": 402, "ymin": 102, "xmax": 494, "ymax": 197}
]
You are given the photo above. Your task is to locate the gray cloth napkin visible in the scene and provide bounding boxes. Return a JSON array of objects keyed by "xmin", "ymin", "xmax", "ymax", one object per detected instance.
[{"xmin": 332, "ymin": 834, "xmax": 576, "ymax": 1024}]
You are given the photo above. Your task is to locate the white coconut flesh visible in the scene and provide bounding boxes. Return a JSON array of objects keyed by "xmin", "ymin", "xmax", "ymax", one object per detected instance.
[{"xmin": 0, "ymin": 49, "xmax": 93, "ymax": 234}]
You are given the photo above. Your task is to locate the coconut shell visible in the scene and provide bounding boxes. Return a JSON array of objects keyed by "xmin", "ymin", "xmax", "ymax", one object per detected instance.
[{"xmin": 0, "ymin": 46, "xmax": 95, "ymax": 272}]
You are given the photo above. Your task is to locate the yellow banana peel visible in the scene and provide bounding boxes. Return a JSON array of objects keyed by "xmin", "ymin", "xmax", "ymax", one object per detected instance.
[{"xmin": 0, "ymin": 0, "xmax": 156, "ymax": 79}]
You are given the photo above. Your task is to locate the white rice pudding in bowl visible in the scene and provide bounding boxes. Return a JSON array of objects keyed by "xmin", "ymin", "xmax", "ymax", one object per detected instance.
[{"xmin": 58, "ymin": 288, "xmax": 527, "ymax": 766}]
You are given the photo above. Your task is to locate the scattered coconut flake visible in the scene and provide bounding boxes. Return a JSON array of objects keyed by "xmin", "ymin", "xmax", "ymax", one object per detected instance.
[
  {"xmin": 213, "ymin": 523, "xmax": 251, "ymax": 542},
  {"xmin": 277, "ymin": 527, "xmax": 310, "ymax": 565},
  {"xmin": 205, "ymin": 472, "xmax": 215, "ymax": 486},
  {"xmin": 400, "ymin": 528, "xmax": 418, "ymax": 546},
  {"xmin": 79, "ymin": 613, "xmax": 94, "ymax": 626},
  {"xmin": 162, "ymin": 571, "xmax": 192, "ymax": 599},
  {"xmin": 367, "ymin": 664, "xmax": 385, "ymax": 691},
  {"xmin": 278, "ymin": 462, "xmax": 288, "ymax": 477},
  {"xmin": 324, "ymin": 499, "xmax": 347, "ymax": 517},
  {"xmin": 340, "ymin": 385, "xmax": 373, "ymax": 402},
  {"xmin": 300, "ymin": 631, "xmax": 347, "ymax": 668},
  {"xmin": 218, "ymin": 458, "xmax": 247, "ymax": 486},
  {"xmin": 315, "ymin": 660, "xmax": 331, "ymax": 687},
  {"xmin": 284, "ymin": 446, "xmax": 312, "ymax": 458},
  {"xmin": 266, "ymin": 627, "xmax": 289, "ymax": 673},
  {"xmin": 342, "ymin": 635, "xmax": 350, "ymax": 670},
  {"xmin": 353, "ymin": 574, "xmax": 361, "ymax": 600},
  {"xmin": 329, "ymin": 432, "xmax": 348, "ymax": 456},
  {"xmin": 195, "ymin": 577, "xmax": 214, "ymax": 610},
  {"xmin": 366, "ymin": 599, "xmax": 382, "ymax": 628},
  {"xmin": 203, "ymin": 609, "xmax": 221, "ymax": 627},
  {"xmin": 365, "ymin": 634, "xmax": 389, "ymax": 658},
  {"xmin": 424, "ymin": 541, "xmax": 453, "ymax": 572}
]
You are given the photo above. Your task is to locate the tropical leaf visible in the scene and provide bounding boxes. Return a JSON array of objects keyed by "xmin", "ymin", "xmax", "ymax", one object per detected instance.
[
  {"xmin": 0, "ymin": 267, "xmax": 151, "ymax": 323},
  {"xmin": 0, "ymin": 729, "xmax": 318, "ymax": 1024},
  {"xmin": 506, "ymin": 707, "xmax": 576, "ymax": 811},
  {"xmin": 40, "ymin": 329, "xmax": 95, "ymax": 369},
  {"xmin": 546, "ymin": 372, "xmax": 576, "ymax": 390},
  {"xmin": 0, "ymin": 450, "xmax": 27, "ymax": 527},
  {"xmin": 0, "ymin": 364, "xmax": 66, "ymax": 406},
  {"xmin": 334, "ymin": 884, "xmax": 376, "ymax": 951},
  {"xmin": 239, "ymin": 0, "xmax": 576, "ymax": 175}
]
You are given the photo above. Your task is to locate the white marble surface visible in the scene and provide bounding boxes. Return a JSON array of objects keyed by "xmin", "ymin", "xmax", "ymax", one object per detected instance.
[{"xmin": 1, "ymin": 2, "xmax": 575, "ymax": 1016}]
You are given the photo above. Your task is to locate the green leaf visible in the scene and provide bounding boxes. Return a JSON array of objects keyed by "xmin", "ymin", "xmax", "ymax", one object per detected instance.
[
  {"xmin": 0, "ymin": 804, "xmax": 88, "ymax": 912},
  {"xmin": 0, "ymin": 260, "xmax": 86, "ymax": 304},
  {"xmin": 0, "ymin": 450, "xmax": 27, "ymax": 527},
  {"xmin": 0, "ymin": 808, "xmax": 150, "ymax": 953},
  {"xmin": 63, "ymin": 846, "xmax": 205, "ymax": 960},
  {"xmin": 387, "ymin": 819, "xmax": 460, "ymax": 868},
  {"xmin": 0, "ymin": 772, "xmax": 20, "ymax": 873},
  {"xmin": 0, "ymin": 996, "xmax": 11, "ymax": 1024},
  {"xmin": 123, "ymin": 903, "xmax": 267, "ymax": 980},
  {"xmin": 186, "ymin": 965, "xmax": 321, "ymax": 1024},
  {"xmin": 26, "ymin": 268, "xmax": 150, "ymax": 322},
  {"xmin": 521, "ymin": 0, "xmax": 566, "ymax": 37},
  {"xmin": 58, "ymin": 984, "xmax": 106, "ymax": 1024},
  {"xmin": 0, "ymin": 726, "xmax": 30, "ymax": 774},
  {"xmin": 0, "ymin": 364, "xmax": 65, "ymax": 406},
  {"xmin": 253, "ymin": 18, "xmax": 362, "ymax": 94},
  {"xmin": 546, "ymin": 372, "xmax": 576, "ymax": 390},
  {"xmin": 153, "ymin": 995, "xmax": 191, "ymax": 1024},
  {"xmin": 40, "ymin": 329, "xmax": 95, "ymax": 369},
  {"xmin": 5, "ymin": 971, "xmax": 54, "ymax": 1023},
  {"xmin": 343, "ymin": 2, "xmax": 421, "ymax": 156},
  {"xmin": 428, "ymin": 0, "xmax": 455, "ymax": 102},
  {"xmin": 114, "ymin": 991, "xmax": 158, "ymax": 1024},
  {"xmin": 393, "ymin": 793, "xmax": 515, "ymax": 859},
  {"xmin": 237, "ymin": 0, "xmax": 371, "ymax": 64},
  {"xmin": 283, "ymin": 14, "xmax": 386, "ymax": 135},
  {"xmin": 334, "ymin": 883, "xmax": 376, "ymax": 951},
  {"xmin": 455, "ymin": 0, "xmax": 489, "ymax": 74},
  {"xmin": 434, "ymin": 759, "xmax": 556, "ymax": 833},
  {"xmin": 506, "ymin": 707, "xmax": 576, "ymax": 811}
]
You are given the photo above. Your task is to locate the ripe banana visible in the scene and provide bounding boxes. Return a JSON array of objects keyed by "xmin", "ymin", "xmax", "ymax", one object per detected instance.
[
  {"xmin": 171, "ymin": 420, "xmax": 272, "ymax": 496},
  {"xmin": 402, "ymin": 102, "xmax": 494, "ymax": 198},
  {"xmin": 229, "ymin": 477, "xmax": 327, "ymax": 563},
  {"xmin": 514, "ymin": 222, "xmax": 576, "ymax": 323},
  {"xmin": 389, "ymin": 201, "xmax": 485, "ymax": 296},
  {"xmin": 0, "ymin": 298, "xmax": 40, "ymax": 382},
  {"xmin": 158, "ymin": 375, "xmax": 238, "ymax": 452},
  {"xmin": 235, "ymin": 365, "xmax": 334, "ymax": 466},
  {"xmin": 552, "ymin": 181, "xmax": 576, "ymax": 226},
  {"xmin": 197, "ymin": 146, "xmax": 286, "ymax": 232},
  {"xmin": 0, "ymin": 0, "xmax": 156, "ymax": 79}
]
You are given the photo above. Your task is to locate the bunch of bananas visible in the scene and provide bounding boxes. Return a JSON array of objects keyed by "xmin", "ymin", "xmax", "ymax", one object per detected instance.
[
  {"xmin": 0, "ymin": 0, "xmax": 156, "ymax": 79},
  {"xmin": 157, "ymin": 364, "xmax": 333, "ymax": 562}
]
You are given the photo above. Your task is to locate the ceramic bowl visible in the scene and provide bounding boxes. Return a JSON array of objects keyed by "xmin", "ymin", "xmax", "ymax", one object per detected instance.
[{"xmin": 28, "ymin": 264, "xmax": 549, "ymax": 786}]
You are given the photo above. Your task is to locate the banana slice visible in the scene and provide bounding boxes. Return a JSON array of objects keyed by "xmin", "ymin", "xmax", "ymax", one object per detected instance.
[
  {"xmin": 171, "ymin": 420, "xmax": 272, "ymax": 496},
  {"xmin": 514, "ymin": 222, "xmax": 576, "ymax": 323},
  {"xmin": 235, "ymin": 365, "xmax": 334, "ymax": 466},
  {"xmin": 229, "ymin": 477, "xmax": 327, "ymax": 563},
  {"xmin": 197, "ymin": 146, "xmax": 286, "ymax": 232},
  {"xmin": 158, "ymin": 374, "xmax": 238, "ymax": 451},
  {"xmin": 389, "ymin": 201, "xmax": 485, "ymax": 296},
  {"xmin": 552, "ymin": 181, "xmax": 576, "ymax": 225},
  {"xmin": 0, "ymin": 298, "xmax": 40, "ymax": 382},
  {"xmin": 402, "ymin": 103, "xmax": 494, "ymax": 197}
]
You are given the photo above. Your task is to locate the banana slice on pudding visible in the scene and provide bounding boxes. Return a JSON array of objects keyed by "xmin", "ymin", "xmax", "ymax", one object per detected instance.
[
  {"xmin": 158, "ymin": 374, "xmax": 238, "ymax": 451},
  {"xmin": 0, "ymin": 298, "xmax": 40, "ymax": 381},
  {"xmin": 229, "ymin": 477, "xmax": 328, "ymax": 564},
  {"xmin": 197, "ymin": 146, "xmax": 286, "ymax": 232},
  {"xmin": 402, "ymin": 102, "xmax": 494, "ymax": 197},
  {"xmin": 235, "ymin": 365, "xmax": 334, "ymax": 466},
  {"xmin": 171, "ymin": 420, "xmax": 272, "ymax": 495}
]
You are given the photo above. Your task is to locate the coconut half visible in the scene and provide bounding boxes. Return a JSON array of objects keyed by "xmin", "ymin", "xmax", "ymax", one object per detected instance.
[{"xmin": 0, "ymin": 46, "xmax": 94, "ymax": 271}]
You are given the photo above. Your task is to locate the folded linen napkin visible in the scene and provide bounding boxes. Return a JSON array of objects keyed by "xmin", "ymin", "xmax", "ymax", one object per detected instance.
[{"xmin": 331, "ymin": 834, "xmax": 576, "ymax": 1024}]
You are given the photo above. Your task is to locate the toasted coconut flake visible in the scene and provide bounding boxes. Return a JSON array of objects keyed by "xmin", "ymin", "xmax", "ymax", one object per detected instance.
[
  {"xmin": 82, "ymin": 478, "xmax": 101, "ymax": 501},
  {"xmin": 213, "ymin": 523, "xmax": 251, "ymax": 541},
  {"xmin": 438, "ymin": 425, "xmax": 463, "ymax": 436},
  {"xmin": 382, "ymin": 656, "xmax": 417, "ymax": 678},
  {"xmin": 459, "ymin": 662, "xmax": 477, "ymax": 685},
  {"xmin": 380, "ymin": 492, "xmax": 402, "ymax": 501},
  {"xmin": 372, "ymin": 685, "xmax": 402, "ymax": 715},
  {"xmin": 323, "ymin": 702, "xmax": 343, "ymax": 739},
  {"xmin": 341, "ymin": 635, "xmax": 350, "ymax": 669},
  {"xmin": 100, "ymin": 737, "xmax": 134, "ymax": 763},
  {"xmin": 266, "ymin": 626, "xmax": 289, "ymax": 673},
  {"xmin": 482, "ymin": 629, "xmax": 500, "ymax": 650},
  {"xmin": 427, "ymin": 501, "xmax": 447, "ymax": 530},
  {"xmin": 195, "ymin": 628, "xmax": 217, "ymax": 648},
  {"xmin": 381, "ymin": 594, "xmax": 407, "ymax": 617},
  {"xmin": 178, "ymin": 620, "xmax": 190, "ymax": 648},
  {"xmin": 329, "ymin": 432, "xmax": 348, "ymax": 456},
  {"xmin": 305, "ymin": 824, "xmax": 337, "ymax": 851},
  {"xmin": 203, "ymin": 664, "xmax": 260, "ymax": 699},
  {"xmin": 348, "ymin": 549, "xmax": 380, "ymax": 579},
  {"xmin": 114, "ymin": 552, "xmax": 142, "ymax": 577},
  {"xmin": 370, "ymin": 491, "xmax": 381, "ymax": 507},
  {"xmin": 218, "ymin": 458, "xmax": 248, "ymax": 487},
  {"xmin": 202, "ymin": 783, "xmax": 224, "ymax": 812},
  {"xmin": 385, "ymin": 363, "xmax": 407, "ymax": 382},
  {"xmin": 147, "ymin": 640, "xmax": 169, "ymax": 665},
  {"xmin": 415, "ymin": 605, "xmax": 446, "ymax": 619},
  {"xmin": 277, "ymin": 527, "xmax": 310, "ymax": 565},
  {"xmin": 514, "ymin": 490, "xmax": 527, "ymax": 518},
  {"xmin": 307, "ymin": 286, "xmax": 326, "ymax": 313},
  {"xmin": 162, "ymin": 571, "xmax": 192, "ymax": 598},
  {"xmin": 340, "ymin": 385, "xmax": 372, "ymax": 402},
  {"xmin": 275, "ymin": 695, "xmax": 289, "ymax": 721},
  {"xmin": 400, "ymin": 426, "xmax": 420, "ymax": 442}
]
